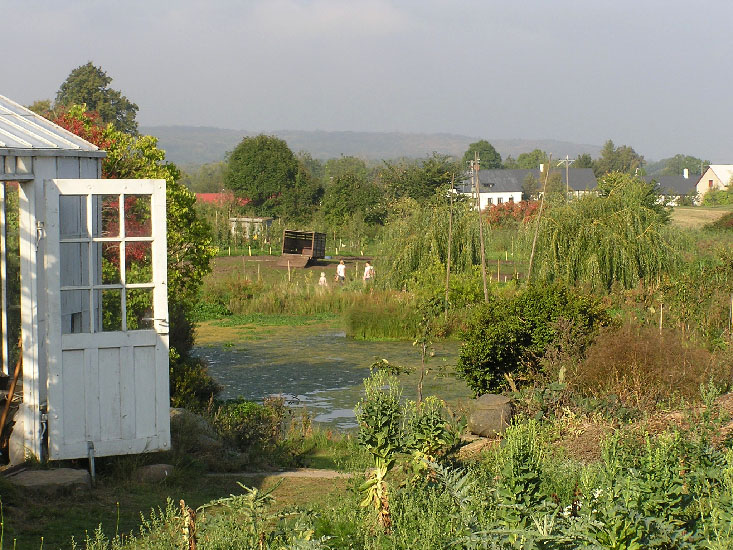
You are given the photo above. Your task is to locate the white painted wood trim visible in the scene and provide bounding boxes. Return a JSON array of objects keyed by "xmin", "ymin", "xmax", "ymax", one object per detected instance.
[{"xmin": 0, "ymin": 183, "xmax": 8, "ymax": 375}]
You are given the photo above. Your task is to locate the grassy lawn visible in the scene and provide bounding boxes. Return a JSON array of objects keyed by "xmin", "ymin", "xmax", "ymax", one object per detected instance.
[
  {"xmin": 2, "ymin": 471, "xmax": 352, "ymax": 550},
  {"xmin": 194, "ymin": 314, "xmax": 340, "ymax": 346},
  {"xmin": 670, "ymin": 204, "xmax": 733, "ymax": 228}
]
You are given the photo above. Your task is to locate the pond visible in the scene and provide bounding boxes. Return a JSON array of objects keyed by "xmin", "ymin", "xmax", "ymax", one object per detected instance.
[{"xmin": 192, "ymin": 324, "xmax": 473, "ymax": 430}]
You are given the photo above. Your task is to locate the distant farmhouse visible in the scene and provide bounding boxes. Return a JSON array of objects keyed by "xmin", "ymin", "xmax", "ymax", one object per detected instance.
[
  {"xmin": 457, "ymin": 168, "xmax": 597, "ymax": 210},
  {"xmin": 643, "ymin": 169, "xmax": 699, "ymax": 205},
  {"xmin": 696, "ymin": 165, "xmax": 733, "ymax": 198}
]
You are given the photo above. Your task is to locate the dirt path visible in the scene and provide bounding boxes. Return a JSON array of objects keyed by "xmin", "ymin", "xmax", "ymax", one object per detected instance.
[{"xmin": 207, "ymin": 468, "xmax": 352, "ymax": 479}]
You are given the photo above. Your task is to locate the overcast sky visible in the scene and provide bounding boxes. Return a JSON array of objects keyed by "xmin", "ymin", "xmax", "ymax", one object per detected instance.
[{"xmin": 3, "ymin": 0, "xmax": 732, "ymax": 161}]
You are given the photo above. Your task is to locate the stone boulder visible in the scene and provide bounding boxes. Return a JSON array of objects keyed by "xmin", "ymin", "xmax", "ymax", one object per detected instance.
[
  {"xmin": 133, "ymin": 463, "xmax": 174, "ymax": 483},
  {"xmin": 468, "ymin": 394, "xmax": 513, "ymax": 437},
  {"xmin": 169, "ymin": 407, "xmax": 223, "ymax": 452},
  {"xmin": 6, "ymin": 468, "xmax": 91, "ymax": 495}
]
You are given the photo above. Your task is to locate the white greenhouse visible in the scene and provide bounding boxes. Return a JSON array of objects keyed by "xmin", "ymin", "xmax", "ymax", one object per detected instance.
[{"xmin": 0, "ymin": 95, "xmax": 170, "ymax": 464}]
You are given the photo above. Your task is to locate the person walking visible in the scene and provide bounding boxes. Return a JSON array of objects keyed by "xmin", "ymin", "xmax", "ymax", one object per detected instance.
[
  {"xmin": 336, "ymin": 259, "xmax": 346, "ymax": 283},
  {"xmin": 318, "ymin": 271, "xmax": 328, "ymax": 287},
  {"xmin": 363, "ymin": 261, "xmax": 375, "ymax": 285}
]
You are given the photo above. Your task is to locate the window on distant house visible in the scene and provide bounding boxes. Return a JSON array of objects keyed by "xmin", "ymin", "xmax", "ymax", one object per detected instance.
[
  {"xmin": 497, "ymin": 197, "xmax": 503, "ymax": 204},
  {"xmin": 709, "ymin": 180, "xmax": 714, "ymax": 188},
  {"xmin": 508, "ymin": 196, "xmax": 514, "ymax": 202},
  {"xmin": 486, "ymin": 197, "xmax": 492, "ymax": 205}
]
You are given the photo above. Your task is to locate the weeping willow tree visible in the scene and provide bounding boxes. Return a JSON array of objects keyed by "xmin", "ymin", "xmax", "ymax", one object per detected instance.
[
  {"xmin": 376, "ymin": 196, "xmax": 486, "ymax": 293},
  {"xmin": 529, "ymin": 173, "xmax": 682, "ymax": 290}
]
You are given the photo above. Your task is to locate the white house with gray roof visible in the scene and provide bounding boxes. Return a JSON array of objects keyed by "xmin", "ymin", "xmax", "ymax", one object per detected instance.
[
  {"xmin": 457, "ymin": 168, "xmax": 597, "ymax": 210},
  {"xmin": 697, "ymin": 165, "xmax": 733, "ymax": 198}
]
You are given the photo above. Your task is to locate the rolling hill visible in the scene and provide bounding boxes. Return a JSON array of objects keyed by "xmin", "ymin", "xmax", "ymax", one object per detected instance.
[{"xmin": 140, "ymin": 125, "xmax": 602, "ymax": 167}]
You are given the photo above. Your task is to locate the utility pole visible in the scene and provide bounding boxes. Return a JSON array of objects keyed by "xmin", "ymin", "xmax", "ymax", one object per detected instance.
[
  {"xmin": 528, "ymin": 154, "xmax": 553, "ymax": 282},
  {"xmin": 472, "ymin": 152, "xmax": 489, "ymax": 303},
  {"xmin": 445, "ymin": 174, "xmax": 454, "ymax": 317},
  {"xmin": 557, "ymin": 155, "xmax": 574, "ymax": 202}
]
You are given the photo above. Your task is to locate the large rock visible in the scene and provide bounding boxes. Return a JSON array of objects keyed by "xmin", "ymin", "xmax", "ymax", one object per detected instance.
[
  {"xmin": 6, "ymin": 468, "xmax": 91, "ymax": 495},
  {"xmin": 169, "ymin": 408, "xmax": 223, "ymax": 452},
  {"xmin": 134, "ymin": 463, "xmax": 174, "ymax": 483},
  {"xmin": 468, "ymin": 394, "xmax": 513, "ymax": 437}
]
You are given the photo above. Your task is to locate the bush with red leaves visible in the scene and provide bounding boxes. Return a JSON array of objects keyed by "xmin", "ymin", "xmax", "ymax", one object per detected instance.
[{"xmin": 484, "ymin": 200, "xmax": 538, "ymax": 227}]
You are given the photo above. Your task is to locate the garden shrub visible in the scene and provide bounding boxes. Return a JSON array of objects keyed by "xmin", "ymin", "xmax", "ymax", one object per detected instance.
[
  {"xmin": 484, "ymin": 199, "xmax": 538, "ymax": 228},
  {"xmin": 571, "ymin": 322, "xmax": 732, "ymax": 410},
  {"xmin": 212, "ymin": 397, "xmax": 285, "ymax": 452},
  {"xmin": 169, "ymin": 351, "xmax": 221, "ymax": 410},
  {"xmin": 456, "ymin": 284, "xmax": 610, "ymax": 394}
]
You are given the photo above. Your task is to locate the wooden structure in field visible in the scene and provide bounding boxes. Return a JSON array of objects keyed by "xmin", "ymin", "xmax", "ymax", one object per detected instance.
[
  {"xmin": 0, "ymin": 94, "xmax": 170, "ymax": 464},
  {"xmin": 278, "ymin": 230, "xmax": 326, "ymax": 268}
]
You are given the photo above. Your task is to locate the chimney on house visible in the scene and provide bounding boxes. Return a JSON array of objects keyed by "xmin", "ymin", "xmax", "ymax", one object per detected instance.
[{"xmin": 683, "ymin": 168, "xmax": 689, "ymax": 179}]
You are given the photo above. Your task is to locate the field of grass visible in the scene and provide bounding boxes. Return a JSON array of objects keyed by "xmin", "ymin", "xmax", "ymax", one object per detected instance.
[{"xmin": 670, "ymin": 204, "xmax": 733, "ymax": 228}]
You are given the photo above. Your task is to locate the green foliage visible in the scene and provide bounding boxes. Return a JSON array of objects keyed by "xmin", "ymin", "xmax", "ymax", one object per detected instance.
[
  {"xmin": 593, "ymin": 139, "xmax": 644, "ymax": 176},
  {"xmin": 462, "ymin": 140, "xmax": 502, "ymax": 169},
  {"xmin": 179, "ymin": 161, "xmax": 226, "ymax": 192},
  {"xmin": 381, "ymin": 153, "xmax": 458, "ymax": 203},
  {"xmin": 702, "ymin": 187, "xmax": 733, "ymax": 206},
  {"xmin": 706, "ymin": 211, "xmax": 733, "ymax": 231},
  {"xmin": 282, "ymin": 164, "xmax": 325, "ymax": 222},
  {"xmin": 510, "ymin": 148, "xmax": 549, "ymax": 170},
  {"xmin": 531, "ymin": 172, "xmax": 678, "ymax": 290},
  {"xmin": 457, "ymin": 284, "xmax": 610, "ymax": 394},
  {"xmin": 52, "ymin": 105, "xmax": 217, "ymax": 359},
  {"xmin": 211, "ymin": 398, "xmax": 285, "ymax": 451},
  {"xmin": 575, "ymin": 153, "xmax": 593, "ymax": 168},
  {"xmin": 224, "ymin": 134, "xmax": 299, "ymax": 216},
  {"xmin": 403, "ymin": 396, "xmax": 463, "ymax": 472},
  {"xmin": 56, "ymin": 62, "xmax": 139, "ymax": 133},
  {"xmin": 378, "ymin": 197, "xmax": 484, "ymax": 292},
  {"xmin": 321, "ymin": 172, "xmax": 383, "ymax": 227},
  {"xmin": 168, "ymin": 352, "xmax": 221, "ymax": 410}
]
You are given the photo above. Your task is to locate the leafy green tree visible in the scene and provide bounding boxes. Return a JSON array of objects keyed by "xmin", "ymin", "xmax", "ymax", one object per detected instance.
[
  {"xmin": 325, "ymin": 155, "xmax": 370, "ymax": 183},
  {"xmin": 296, "ymin": 151, "xmax": 325, "ymax": 182},
  {"xmin": 381, "ymin": 153, "xmax": 457, "ymax": 203},
  {"xmin": 514, "ymin": 149, "xmax": 549, "ymax": 170},
  {"xmin": 661, "ymin": 154, "xmax": 710, "ymax": 176},
  {"xmin": 282, "ymin": 165, "xmax": 324, "ymax": 222},
  {"xmin": 180, "ymin": 161, "xmax": 227, "ymax": 193},
  {"xmin": 321, "ymin": 172, "xmax": 382, "ymax": 226},
  {"xmin": 575, "ymin": 153, "xmax": 593, "ymax": 168},
  {"xmin": 592, "ymin": 139, "xmax": 644, "ymax": 176},
  {"xmin": 522, "ymin": 174, "xmax": 540, "ymax": 200},
  {"xmin": 532, "ymin": 172, "xmax": 676, "ymax": 290},
  {"xmin": 56, "ymin": 63, "xmax": 139, "ymax": 134},
  {"xmin": 462, "ymin": 140, "xmax": 502, "ymax": 169},
  {"xmin": 503, "ymin": 155, "xmax": 518, "ymax": 169},
  {"xmin": 224, "ymin": 135, "xmax": 299, "ymax": 216}
]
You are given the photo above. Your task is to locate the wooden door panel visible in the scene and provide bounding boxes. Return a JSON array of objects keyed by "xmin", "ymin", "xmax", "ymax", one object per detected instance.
[{"xmin": 46, "ymin": 179, "xmax": 170, "ymax": 460}]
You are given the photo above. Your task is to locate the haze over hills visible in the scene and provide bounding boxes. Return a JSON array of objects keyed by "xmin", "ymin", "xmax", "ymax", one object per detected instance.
[{"xmin": 140, "ymin": 125, "xmax": 603, "ymax": 167}]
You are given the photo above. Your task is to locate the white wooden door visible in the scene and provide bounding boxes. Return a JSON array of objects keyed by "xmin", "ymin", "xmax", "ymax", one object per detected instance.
[{"xmin": 45, "ymin": 179, "xmax": 170, "ymax": 460}]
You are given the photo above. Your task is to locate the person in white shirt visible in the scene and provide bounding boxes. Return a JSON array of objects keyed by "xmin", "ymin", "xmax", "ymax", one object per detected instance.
[
  {"xmin": 336, "ymin": 260, "xmax": 346, "ymax": 283},
  {"xmin": 363, "ymin": 261, "xmax": 375, "ymax": 284}
]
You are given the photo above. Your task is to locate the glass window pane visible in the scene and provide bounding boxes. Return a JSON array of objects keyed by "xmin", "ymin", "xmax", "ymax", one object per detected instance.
[
  {"xmin": 124, "ymin": 195, "xmax": 152, "ymax": 237},
  {"xmin": 126, "ymin": 289, "xmax": 154, "ymax": 330},
  {"xmin": 94, "ymin": 242, "xmax": 121, "ymax": 285},
  {"xmin": 125, "ymin": 241, "xmax": 152, "ymax": 284},
  {"xmin": 60, "ymin": 242, "xmax": 89, "ymax": 287},
  {"xmin": 95, "ymin": 289, "xmax": 122, "ymax": 332},
  {"xmin": 93, "ymin": 195, "xmax": 120, "ymax": 238},
  {"xmin": 60, "ymin": 195, "xmax": 88, "ymax": 239},
  {"xmin": 61, "ymin": 290, "xmax": 90, "ymax": 334}
]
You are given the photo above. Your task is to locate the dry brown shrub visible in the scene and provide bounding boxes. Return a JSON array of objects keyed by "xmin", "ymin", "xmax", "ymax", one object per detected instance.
[{"xmin": 570, "ymin": 322, "xmax": 732, "ymax": 410}]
